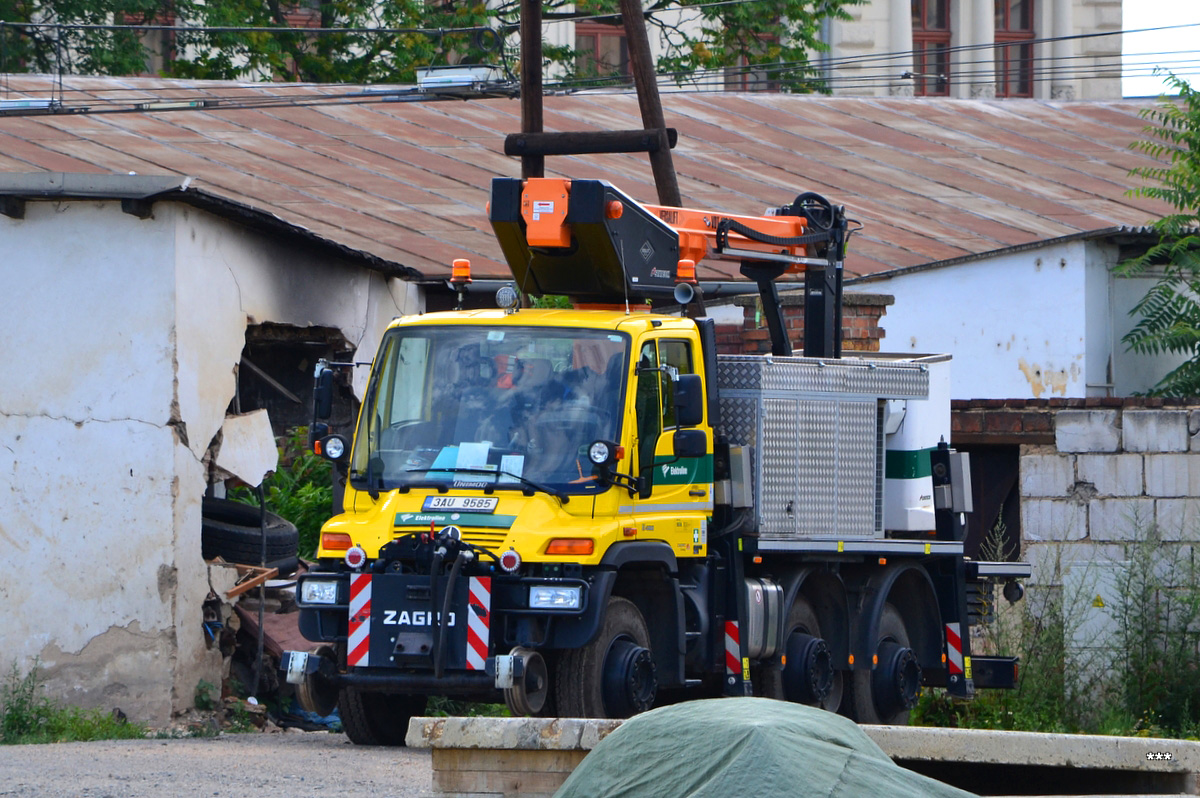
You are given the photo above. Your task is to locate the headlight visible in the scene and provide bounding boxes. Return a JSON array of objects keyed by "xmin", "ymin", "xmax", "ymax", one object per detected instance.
[
  {"xmin": 529, "ymin": 585, "xmax": 582, "ymax": 610},
  {"xmin": 323, "ymin": 435, "xmax": 345, "ymax": 460},
  {"xmin": 300, "ymin": 580, "xmax": 340, "ymax": 605},
  {"xmin": 588, "ymin": 440, "xmax": 612, "ymax": 465}
]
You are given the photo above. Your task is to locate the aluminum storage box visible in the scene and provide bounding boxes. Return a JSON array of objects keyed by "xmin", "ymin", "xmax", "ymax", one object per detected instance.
[{"xmin": 716, "ymin": 355, "xmax": 930, "ymax": 542}]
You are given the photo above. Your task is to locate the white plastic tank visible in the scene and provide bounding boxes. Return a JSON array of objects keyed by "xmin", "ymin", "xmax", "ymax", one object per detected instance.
[{"xmin": 882, "ymin": 354, "xmax": 951, "ymax": 532}]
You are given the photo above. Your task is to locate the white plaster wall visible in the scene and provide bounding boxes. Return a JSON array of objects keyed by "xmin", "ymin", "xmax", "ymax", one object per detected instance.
[
  {"xmin": 1, "ymin": 199, "xmax": 422, "ymax": 725},
  {"xmin": 168, "ymin": 205, "xmax": 420, "ymax": 713},
  {"xmin": 1109, "ymin": 268, "xmax": 1187, "ymax": 397},
  {"xmin": 859, "ymin": 241, "xmax": 1093, "ymax": 399},
  {"xmin": 1083, "ymin": 240, "xmax": 1115, "ymax": 395},
  {"xmin": 0, "ymin": 201, "xmax": 181, "ymax": 720},
  {"xmin": 825, "ymin": 0, "xmax": 892, "ymax": 97},
  {"xmin": 171, "ymin": 206, "xmax": 419, "ymax": 407}
]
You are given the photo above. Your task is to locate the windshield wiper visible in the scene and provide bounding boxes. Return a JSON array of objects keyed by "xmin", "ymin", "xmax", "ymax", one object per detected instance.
[{"xmin": 406, "ymin": 466, "xmax": 570, "ymax": 504}]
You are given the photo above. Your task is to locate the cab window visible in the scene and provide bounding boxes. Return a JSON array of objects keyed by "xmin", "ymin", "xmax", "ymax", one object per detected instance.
[{"xmin": 634, "ymin": 338, "xmax": 694, "ymax": 466}]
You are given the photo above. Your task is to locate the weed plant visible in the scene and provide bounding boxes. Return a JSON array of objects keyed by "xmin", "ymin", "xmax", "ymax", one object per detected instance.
[
  {"xmin": 1110, "ymin": 522, "xmax": 1200, "ymax": 738},
  {"xmin": 915, "ymin": 514, "xmax": 1200, "ymax": 738},
  {"xmin": 1, "ymin": 662, "xmax": 147, "ymax": 744}
]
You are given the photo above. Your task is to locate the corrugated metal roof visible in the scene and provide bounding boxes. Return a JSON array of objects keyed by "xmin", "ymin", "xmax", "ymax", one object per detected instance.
[{"xmin": 0, "ymin": 75, "xmax": 1176, "ymax": 282}]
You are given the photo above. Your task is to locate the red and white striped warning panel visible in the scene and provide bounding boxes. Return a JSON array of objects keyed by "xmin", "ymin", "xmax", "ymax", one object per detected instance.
[
  {"xmin": 724, "ymin": 620, "xmax": 740, "ymax": 676},
  {"xmin": 348, "ymin": 574, "xmax": 372, "ymax": 667},
  {"xmin": 945, "ymin": 622, "xmax": 964, "ymax": 676},
  {"xmin": 466, "ymin": 576, "xmax": 492, "ymax": 671}
]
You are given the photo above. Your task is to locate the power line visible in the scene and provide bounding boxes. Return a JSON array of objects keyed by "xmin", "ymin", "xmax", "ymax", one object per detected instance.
[{"xmin": 0, "ymin": 20, "xmax": 1196, "ymax": 116}]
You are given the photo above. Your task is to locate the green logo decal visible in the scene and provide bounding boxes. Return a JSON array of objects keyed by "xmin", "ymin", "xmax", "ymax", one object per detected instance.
[
  {"xmin": 652, "ymin": 455, "xmax": 714, "ymax": 485},
  {"xmin": 394, "ymin": 512, "xmax": 517, "ymax": 528}
]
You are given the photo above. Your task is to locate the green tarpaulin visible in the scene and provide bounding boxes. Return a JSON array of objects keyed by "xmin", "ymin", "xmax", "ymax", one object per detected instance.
[{"xmin": 554, "ymin": 698, "xmax": 975, "ymax": 798}]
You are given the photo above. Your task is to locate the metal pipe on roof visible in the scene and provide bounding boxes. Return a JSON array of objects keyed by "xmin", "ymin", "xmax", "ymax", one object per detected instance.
[{"xmin": 421, "ymin": 278, "xmax": 779, "ymax": 300}]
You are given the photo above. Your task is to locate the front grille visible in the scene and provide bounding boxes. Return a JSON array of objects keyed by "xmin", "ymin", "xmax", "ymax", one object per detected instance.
[{"xmin": 462, "ymin": 529, "xmax": 508, "ymax": 553}]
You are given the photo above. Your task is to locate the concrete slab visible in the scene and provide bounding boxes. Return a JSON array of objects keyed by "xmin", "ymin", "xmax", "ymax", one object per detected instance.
[
  {"xmin": 409, "ymin": 716, "xmax": 1200, "ymax": 798},
  {"xmin": 863, "ymin": 725, "xmax": 1200, "ymax": 796}
]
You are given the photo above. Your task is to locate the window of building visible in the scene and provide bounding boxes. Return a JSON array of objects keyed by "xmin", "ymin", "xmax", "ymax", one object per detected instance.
[
  {"xmin": 575, "ymin": 21, "xmax": 629, "ymax": 83},
  {"xmin": 911, "ymin": 0, "xmax": 951, "ymax": 96},
  {"xmin": 994, "ymin": 0, "xmax": 1034, "ymax": 97}
]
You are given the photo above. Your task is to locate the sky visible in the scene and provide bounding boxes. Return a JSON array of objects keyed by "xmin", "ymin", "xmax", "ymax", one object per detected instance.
[{"xmin": 1122, "ymin": 0, "xmax": 1200, "ymax": 97}]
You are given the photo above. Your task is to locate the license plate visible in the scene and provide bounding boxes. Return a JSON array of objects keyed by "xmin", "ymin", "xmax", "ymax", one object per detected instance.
[{"xmin": 421, "ymin": 495, "xmax": 498, "ymax": 512}]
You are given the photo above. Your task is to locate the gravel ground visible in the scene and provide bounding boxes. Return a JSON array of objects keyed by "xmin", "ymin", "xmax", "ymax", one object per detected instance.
[{"xmin": 0, "ymin": 731, "xmax": 432, "ymax": 798}]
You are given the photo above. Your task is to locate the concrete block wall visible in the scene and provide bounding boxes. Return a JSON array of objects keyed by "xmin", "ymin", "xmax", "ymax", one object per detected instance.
[{"xmin": 1021, "ymin": 408, "xmax": 1200, "ymax": 593}]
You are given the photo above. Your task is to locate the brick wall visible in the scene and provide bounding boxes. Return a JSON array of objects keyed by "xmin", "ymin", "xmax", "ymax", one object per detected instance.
[
  {"xmin": 714, "ymin": 291, "xmax": 893, "ymax": 355},
  {"xmin": 950, "ymin": 397, "xmax": 1200, "ymax": 447}
]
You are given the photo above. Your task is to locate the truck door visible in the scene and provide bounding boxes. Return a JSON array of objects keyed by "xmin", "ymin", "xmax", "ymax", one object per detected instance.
[{"xmin": 633, "ymin": 337, "xmax": 712, "ymax": 558}]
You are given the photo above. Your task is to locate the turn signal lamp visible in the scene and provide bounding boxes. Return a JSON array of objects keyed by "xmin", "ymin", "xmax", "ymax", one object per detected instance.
[
  {"xmin": 606, "ymin": 200, "xmax": 624, "ymax": 219},
  {"xmin": 546, "ymin": 538, "xmax": 595, "ymax": 556},
  {"xmin": 451, "ymin": 258, "xmax": 473, "ymax": 284},
  {"xmin": 322, "ymin": 532, "xmax": 353, "ymax": 551}
]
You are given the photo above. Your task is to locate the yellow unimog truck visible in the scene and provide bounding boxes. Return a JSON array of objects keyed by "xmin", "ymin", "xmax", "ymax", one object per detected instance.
[{"xmin": 283, "ymin": 177, "xmax": 1029, "ymax": 745}]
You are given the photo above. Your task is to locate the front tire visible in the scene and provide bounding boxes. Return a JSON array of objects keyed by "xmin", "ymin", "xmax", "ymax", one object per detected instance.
[
  {"xmin": 556, "ymin": 596, "xmax": 657, "ymax": 718},
  {"xmin": 339, "ymin": 687, "xmax": 427, "ymax": 746}
]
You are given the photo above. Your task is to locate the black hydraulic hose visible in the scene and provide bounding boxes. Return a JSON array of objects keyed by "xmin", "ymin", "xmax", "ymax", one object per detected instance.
[
  {"xmin": 434, "ymin": 550, "xmax": 470, "ymax": 679},
  {"xmin": 716, "ymin": 217, "xmax": 835, "ymax": 251},
  {"xmin": 429, "ymin": 546, "xmax": 445, "ymax": 670}
]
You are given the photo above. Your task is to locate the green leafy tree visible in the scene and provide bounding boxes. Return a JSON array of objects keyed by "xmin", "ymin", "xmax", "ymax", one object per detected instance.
[
  {"xmin": 0, "ymin": 0, "xmax": 179, "ymax": 75},
  {"xmin": 652, "ymin": 0, "xmax": 857, "ymax": 92},
  {"xmin": 1121, "ymin": 73, "xmax": 1200, "ymax": 397},
  {"xmin": 169, "ymin": 0, "xmax": 498, "ymax": 83},
  {"xmin": 3, "ymin": 0, "xmax": 860, "ymax": 91}
]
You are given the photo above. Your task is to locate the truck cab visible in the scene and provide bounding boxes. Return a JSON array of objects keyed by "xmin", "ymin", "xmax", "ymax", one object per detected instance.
[{"xmin": 292, "ymin": 307, "xmax": 718, "ymax": 742}]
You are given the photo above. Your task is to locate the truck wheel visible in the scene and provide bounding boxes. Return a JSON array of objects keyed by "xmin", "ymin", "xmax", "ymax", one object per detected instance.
[
  {"xmin": 338, "ymin": 687, "xmax": 427, "ymax": 746},
  {"xmin": 847, "ymin": 603, "xmax": 920, "ymax": 725},
  {"xmin": 556, "ymin": 596, "xmax": 656, "ymax": 719},
  {"xmin": 504, "ymin": 646, "xmax": 550, "ymax": 716},
  {"xmin": 757, "ymin": 598, "xmax": 842, "ymax": 712},
  {"xmin": 295, "ymin": 646, "xmax": 339, "ymax": 718}
]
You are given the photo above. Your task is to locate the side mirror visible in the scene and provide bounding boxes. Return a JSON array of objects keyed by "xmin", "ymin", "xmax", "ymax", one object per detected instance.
[
  {"xmin": 672, "ymin": 429, "xmax": 708, "ymax": 459},
  {"xmin": 314, "ymin": 368, "xmax": 334, "ymax": 420},
  {"xmin": 674, "ymin": 374, "xmax": 704, "ymax": 428}
]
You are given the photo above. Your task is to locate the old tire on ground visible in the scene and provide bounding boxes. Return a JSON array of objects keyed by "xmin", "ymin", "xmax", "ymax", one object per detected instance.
[
  {"xmin": 556, "ymin": 596, "xmax": 656, "ymax": 719},
  {"xmin": 201, "ymin": 497, "xmax": 299, "ymax": 573},
  {"xmin": 846, "ymin": 603, "xmax": 920, "ymax": 725},
  {"xmin": 758, "ymin": 597, "xmax": 842, "ymax": 712},
  {"xmin": 339, "ymin": 687, "xmax": 427, "ymax": 746}
]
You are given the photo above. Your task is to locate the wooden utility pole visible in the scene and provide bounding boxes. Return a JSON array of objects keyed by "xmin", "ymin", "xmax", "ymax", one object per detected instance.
[
  {"xmin": 512, "ymin": 0, "xmax": 680, "ymax": 205},
  {"xmin": 519, "ymin": 0, "xmax": 544, "ymax": 179},
  {"xmin": 618, "ymin": 0, "xmax": 680, "ymax": 206}
]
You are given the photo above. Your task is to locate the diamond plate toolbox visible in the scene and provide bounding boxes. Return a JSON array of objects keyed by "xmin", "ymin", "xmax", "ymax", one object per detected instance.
[{"xmin": 716, "ymin": 355, "xmax": 930, "ymax": 542}]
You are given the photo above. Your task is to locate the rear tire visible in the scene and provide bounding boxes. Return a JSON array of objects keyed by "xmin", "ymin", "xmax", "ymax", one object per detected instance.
[
  {"xmin": 339, "ymin": 687, "xmax": 427, "ymax": 746},
  {"xmin": 846, "ymin": 603, "xmax": 919, "ymax": 725},
  {"xmin": 556, "ymin": 596, "xmax": 656, "ymax": 718},
  {"xmin": 757, "ymin": 597, "xmax": 842, "ymax": 712}
]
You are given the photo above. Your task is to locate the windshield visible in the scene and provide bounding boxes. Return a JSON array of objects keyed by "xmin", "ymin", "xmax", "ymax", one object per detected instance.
[{"xmin": 350, "ymin": 324, "xmax": 629, "ymax": 495}]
